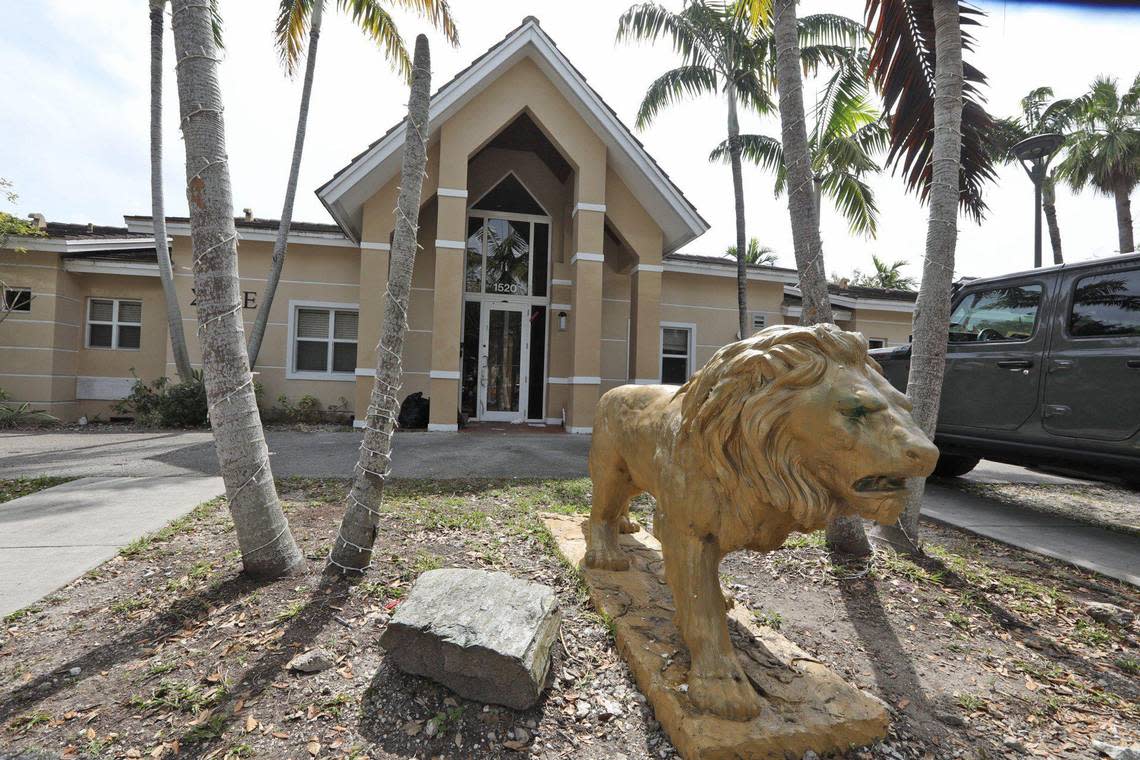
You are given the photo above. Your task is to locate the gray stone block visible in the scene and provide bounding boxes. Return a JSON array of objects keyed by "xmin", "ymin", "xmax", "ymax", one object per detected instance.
[{"xmin": 379, "ymin": 568, "xmax": 561, "ymax": 710}]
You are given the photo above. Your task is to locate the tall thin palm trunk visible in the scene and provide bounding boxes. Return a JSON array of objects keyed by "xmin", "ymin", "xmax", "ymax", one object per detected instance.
[
  {"xmin": 170, "ymin": 0, "xmax": 304, "ymax": 578},
  {"xmin": 727, "ymin": 89, "xmax": 749, "ymax": 338},
  {"xmin": 1042, "ymin": 175, "xmax": 1063, "ymax": 264},
  {"xmin": 773, "ymin": 0, "xmax": 867, "ymax": 557},
  {"xmin": 248, "ymin": 0, "xmax": 325, "ymax": 368},
  {"xmin": 329, "ymin": 35, "xmax": 432, "ymax": 573},
  {"xmin": 150, "ymin": 0, "xmax": 194, "ymax": 383},
  {"xmin": 772, "ymin": 0, "xmax": 832, "ymax": 326},
  {"xmin": 1114, "ymin": 181, "xmax": 1135, "ymax": 253},
  {"xmin": 873, "ymin": 0, "xmax": 964, "ymax": 554}
]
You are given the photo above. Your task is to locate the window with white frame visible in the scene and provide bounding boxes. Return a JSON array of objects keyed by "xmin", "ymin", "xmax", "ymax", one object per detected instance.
[
  {"xmin": 2, "ymin": 287, "xmax": 31, "ymax": 312},
  {"xmin": 867, "ymin": 337, "xmax": 886, "ymax": 349},
  {"xmin": 750, "ymin": 312, "xmax": 766, "ymax": 334},
  {"xmin": 87, "ymin": 298, "xmax": 141, "ymax": 349},
  {"xmin": 660, "ymin": 325, "xmax": 693, "ymax": 385},
  {"xmin": 292, "ymin": 306, "xmax": 358, "ymax": 376}
]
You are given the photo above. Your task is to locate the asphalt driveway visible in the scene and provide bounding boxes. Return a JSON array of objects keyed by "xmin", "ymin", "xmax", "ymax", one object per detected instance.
[{"xmin": 2, "ymin": 429, "xmax": 1136, "ymax": 587}]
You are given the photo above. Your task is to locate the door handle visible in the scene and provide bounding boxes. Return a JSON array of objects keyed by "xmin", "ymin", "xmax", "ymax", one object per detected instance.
[
  {"xmin": 1050, "ymin": 359, "xmax": 1074, "ymax": 372},
  {"xmin": 1128, "ymin": 359, "xmax": 1140, "ymax": 369},
  {"xmin": 996, "ymin": 360, "xmax": 1033, "ymax": 370}
]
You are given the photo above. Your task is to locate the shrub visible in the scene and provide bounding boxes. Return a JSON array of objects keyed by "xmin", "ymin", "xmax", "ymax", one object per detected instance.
[
  {"xmin": 0, "ymin": 387, "xmax": 57, "ymax": 429},
  {"xmin": 115, "ymin": 371, "xmax": 208, "ymax": 428}
]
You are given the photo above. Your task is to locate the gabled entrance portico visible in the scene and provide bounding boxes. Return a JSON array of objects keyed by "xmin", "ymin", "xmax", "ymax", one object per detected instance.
[{"xmin": 317, "ymin": 17, "xmax": 709, "ymax": 433}]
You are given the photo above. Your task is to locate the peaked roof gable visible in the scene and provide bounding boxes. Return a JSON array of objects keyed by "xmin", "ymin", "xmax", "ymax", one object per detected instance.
[{"xmin": 317, "ymin": 17, "xmax": 708, "ymax": 252}]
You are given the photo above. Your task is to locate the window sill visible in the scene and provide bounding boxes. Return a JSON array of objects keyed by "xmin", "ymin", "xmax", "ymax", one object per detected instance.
[{"xmin": 285, "ymin": 370, "xmax": 357, "ymax": 382}]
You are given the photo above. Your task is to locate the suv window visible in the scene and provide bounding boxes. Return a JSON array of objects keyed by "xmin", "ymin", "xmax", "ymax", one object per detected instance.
[
  {"xmin": 948, "ymin": 284, "xmax": 1042, "ymax": 343},
  {"xmin": 1069, "ymin": 268, "xmax": 1140, "ymax": 337}
]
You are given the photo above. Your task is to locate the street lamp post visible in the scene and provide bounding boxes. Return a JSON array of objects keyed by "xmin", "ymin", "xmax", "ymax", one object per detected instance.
[{"xmin": 1011, "ymin": 133, "xmax": 1064, "ymax": 268}]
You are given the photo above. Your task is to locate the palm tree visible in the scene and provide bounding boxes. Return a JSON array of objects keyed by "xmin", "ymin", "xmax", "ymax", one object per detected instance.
[
  {"xmin": 725, "ymin": 236, "xmax": 778, "ymax": 265},
  {"xmin": 149, "ymin": 0, "xmax": 195, "ymax": 383},
  {"xmin": 864, "ymin": 0, "xmax": 996, "ymax": 554},
  {"xmin": 246, "ymin": 0, "xmax": 458, "ymax": 369},
  {"xmin": 330, "ymin": 35, "xmax": 432, "ymax": 573},
  {"xmin": 1056, "ymin": 74, "xmax": 1140, "ymax": 254},
  {"xmin": 989, "ymin": 86, "xmax": 1073, "ymax": 264},
  {"xmin": 712, "ymin": 48, "xmax": 889, "ymax": 238},
  {"xmin": 618, "ymin": 2, "xmax": 866, "ymax": 337},
  {"xmin": 170, "ymin": 0, "xmax": 304, "ymax": 578},
  {"xmin": 617, "ymin": 1, "xmax": 773, "ymax": 339},
  {"xmin": 852, "ymin": 254, "xmax": 916, "ymax": 290}
]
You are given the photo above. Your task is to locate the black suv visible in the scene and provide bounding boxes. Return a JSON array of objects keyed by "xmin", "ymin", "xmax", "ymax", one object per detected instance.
[{"xmin": 872, "ymin": 253, "xmax": 1140, "ymax": 483}]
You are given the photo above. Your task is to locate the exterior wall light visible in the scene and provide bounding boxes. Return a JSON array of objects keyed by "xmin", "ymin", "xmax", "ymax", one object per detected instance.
[{"xmin": 558, "ymin": 311, "xmax": 567, "ymax": 331}]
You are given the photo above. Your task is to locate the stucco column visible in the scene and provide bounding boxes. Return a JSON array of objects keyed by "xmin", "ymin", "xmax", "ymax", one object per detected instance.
[
  {"xmin": 353, "ymin": 240, "xmax": 390, "ymax": 427},
  {"xmin": 427, "ymin": 192, "xmax": 467, "ymax": 431},
  {"xmin": 629, "ymin": 265, "xmax": 663, "ymax": 384},
  {"xmin": 568, "ymin": 205, "xmax": 605, "ymax": 433}
]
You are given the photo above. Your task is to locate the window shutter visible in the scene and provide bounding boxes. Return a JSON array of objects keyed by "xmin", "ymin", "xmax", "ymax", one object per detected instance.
[
  {"xmin": 334, "ymin": 310, "xmax": 358, "ymax": 341},
  {"xmin": 90, "ymin": 299, "xmax": 114, "ymax": 322},
  {"xmin": 118, "ymin": 301, "xmax": 142, "ymax": 324},
  {"xmin": 297, "ymin": 308, "xmax": 329, "ymax": 338}
]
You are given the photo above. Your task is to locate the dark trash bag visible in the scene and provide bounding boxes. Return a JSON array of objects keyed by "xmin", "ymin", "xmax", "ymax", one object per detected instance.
[{"xmin": 397, "ymin": 392, "xmax": 429, "ymax": 429}]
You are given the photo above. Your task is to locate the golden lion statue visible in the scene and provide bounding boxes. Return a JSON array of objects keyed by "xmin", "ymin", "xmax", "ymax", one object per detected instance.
[{"xmin": 584, "ymin": 324, "xmax": 938, "ymax": 720}]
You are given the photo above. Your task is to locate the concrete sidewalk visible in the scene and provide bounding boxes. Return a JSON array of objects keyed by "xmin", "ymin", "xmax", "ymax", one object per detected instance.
[
  {"xmin": 923, "ymin": 483, "xmax": 1139, "ymax": 587},
  {"xmin": 0, "ymin": 475, "xmax": 224, "ymax": 617}
]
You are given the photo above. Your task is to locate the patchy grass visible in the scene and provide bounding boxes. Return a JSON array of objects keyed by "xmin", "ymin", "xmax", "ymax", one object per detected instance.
[{"xmin": 0, "ymin": 476, "xmax": 74, "ymax": 504}]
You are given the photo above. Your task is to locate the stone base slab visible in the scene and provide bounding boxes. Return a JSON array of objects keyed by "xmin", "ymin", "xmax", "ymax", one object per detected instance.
[{"xmin": 543, "ymin": 513, "xmax": 889, "ymax": 760}]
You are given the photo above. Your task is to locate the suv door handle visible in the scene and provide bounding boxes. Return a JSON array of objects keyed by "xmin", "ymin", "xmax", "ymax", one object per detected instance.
[
  {"xmin": 997, "ymin": 360, "xmax": 1033, "ymax": 370},
  {"xmin": 1128, "ymin": 359, "xmax": 1140, "ymax": 369},
  {"xmin": 1050, "ymin": 359, "xmax": 1074, "ymax": 372}
]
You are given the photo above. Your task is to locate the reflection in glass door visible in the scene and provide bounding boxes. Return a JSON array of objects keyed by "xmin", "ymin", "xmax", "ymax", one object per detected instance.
[{"xmin": 479, "ymin": 303, "xmax": 530, "ymax": 422}]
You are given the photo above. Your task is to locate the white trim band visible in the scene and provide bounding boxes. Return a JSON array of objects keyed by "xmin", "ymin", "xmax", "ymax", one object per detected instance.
[
  {"xmin": 435, "ymin": 239, "xmax": 466, "ymax": 250},
  {"xmin": 551, "ymin": 278, "xmax": 573, "ymax": 287},
  {"xmin": 429, "ymin": 370, "xmax": 461, "ymax": 380},
  {"xmin": 632, "ymin": 264, "xmax": 664, "ymax": 274},
  {"xmin": 361, "ymin": 241, "xmax": 391, "ymax": 251},
  {"xmin": 569, "ymin": 376, "xmax": 601, "ymax": 385},
  {"xmin": 355, "ymin": 368, "xmax": 376, "ymax": 377},
  {"xmin": 634, "ymin": 378, "xmax": 661, "ymax": 385},
  {"xmin": 428, "ymin": 423, "xmax": 459, "ymax": 432},
  {"xmin": 570, "ymin": 252, "xmax": 604, "ymax": 265},
  {"xmin": 568, "ymin": 426, "xmax": 593, "ymax": 434},
  {"xmin": 572, "ymin": 202, "xmax": 606, "ymax": 216},
  {"xmin": 549, "ymin": 303, "xmax": 572, "ymax": 312},
  {"xmin": 437, "ymin": 187, "xmax": 468, "ymax": 198}
]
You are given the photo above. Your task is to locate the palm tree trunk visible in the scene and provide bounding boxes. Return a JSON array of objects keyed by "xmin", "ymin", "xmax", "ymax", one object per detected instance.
[
  {"xmin": 150, "ymin": 0, "xmax": 194, "ymax": 383},
  {"xmin": 247, "ymin": 0, "xmax": 324, "ymax": 368},
  {"xmin": 1042, "ymin": 175, "xmax": 1063, "ymax": 264},
  {"xmin": 773, "ymin": 0, "xmax": 865, "ymax": 556},
  {"xmin": 1114, "ymin": 180, "xmax": 1135, "ymax": 253},
  {"xmin": 772, "ymin": 0, "xmax": 832, "ymax": 327},
  {"xmin": 727, "ymin": 89, "xmax": 749, "ymax": 338},
  {"xmin": 170, "ymin": 0, "xmax": 304, "ymax": 578},
  {"xmin": 872, "ymin": 0, "xmax": 964, "ymax": 555},
  {"xmin": 329, "ymin": 35, "xmax": 432, "ymax": 573}
]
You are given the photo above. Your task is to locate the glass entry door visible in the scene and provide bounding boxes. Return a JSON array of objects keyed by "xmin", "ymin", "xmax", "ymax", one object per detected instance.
[{"xmin": 478, "ymin": 302, "xmax": 530, "ymax": 422}]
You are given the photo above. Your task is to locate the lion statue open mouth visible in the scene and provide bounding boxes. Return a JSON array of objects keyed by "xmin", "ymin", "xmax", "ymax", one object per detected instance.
[{"xmin": 584, "ymin": 323, "xmax": 938, "ymax": 721}]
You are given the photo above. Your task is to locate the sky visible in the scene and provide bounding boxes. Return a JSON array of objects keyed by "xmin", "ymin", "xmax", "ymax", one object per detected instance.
[{"xmin": 1, "ymin": 0, "xmax": 1138, "ymax": 282}]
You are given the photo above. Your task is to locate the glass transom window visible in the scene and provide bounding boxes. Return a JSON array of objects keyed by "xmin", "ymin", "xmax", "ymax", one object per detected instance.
[
  {"xmin": 292, "ymin": 306, "xmax": 358, "ymax": 376},
  {"xmin": 465, "ymin": 215, "xmax": 550, "ymax": 298},
  {"xmin": 661, "ymin": 325, "xmax": 692, "ymax": 385}
]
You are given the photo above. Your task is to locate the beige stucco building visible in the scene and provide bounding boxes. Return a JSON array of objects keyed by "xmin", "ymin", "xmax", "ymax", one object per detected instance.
[{"xmin": 0, "ymin": 18, "xmax": 915, "ymax": 430}]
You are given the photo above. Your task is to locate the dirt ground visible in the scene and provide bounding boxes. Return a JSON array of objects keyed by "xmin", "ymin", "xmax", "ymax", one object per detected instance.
[{"xmin": 1, "ymin": 478, "xmax": 1136, "ymax": 760}]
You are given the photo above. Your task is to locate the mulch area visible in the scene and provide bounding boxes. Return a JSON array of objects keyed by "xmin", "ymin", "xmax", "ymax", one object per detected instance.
[{"xmin": 1, "ymin": 478, "xmax": 1136, "ymax": 760}]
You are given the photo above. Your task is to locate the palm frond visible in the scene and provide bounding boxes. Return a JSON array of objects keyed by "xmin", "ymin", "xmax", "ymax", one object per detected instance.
[
  {"xmin": 865, "ymin": 0, "xmax": 996, "ymax": 221},
  {"xmin": 617, "ymin": 3, "xmax": 713, "ymax": 69},
  {"xmin": 635, "ymin": 65, "xmax": 720, "ymax": 129},
  {"xmin": 711, "ymin": 133, "xmax": 785, "ymax": 178},
  {"xmin": 382, "ymin": 0, "xmax": 458, "ymax": 45},
  {"xmin": 338, "ymin": 0, "xmax": 411, "ymax": 80},
  {"xmin": 274, "ymin": 0, "xmax": 311, "ymax": 75},
  {"xmin": 822, "ymin": 171, "xmax": 879, "ymax": 237}
]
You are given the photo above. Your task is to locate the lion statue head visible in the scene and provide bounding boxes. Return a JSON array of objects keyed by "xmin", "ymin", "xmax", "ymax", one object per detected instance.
[{"xmin": 676, "ymin": 323, "xmax": 938, "ymax": 531}]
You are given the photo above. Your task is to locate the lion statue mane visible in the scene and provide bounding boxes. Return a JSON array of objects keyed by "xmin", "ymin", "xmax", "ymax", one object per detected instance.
[{"xmin": 584, "ymin": 323, "xmax": 937, "ymax": 720}]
